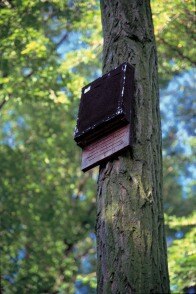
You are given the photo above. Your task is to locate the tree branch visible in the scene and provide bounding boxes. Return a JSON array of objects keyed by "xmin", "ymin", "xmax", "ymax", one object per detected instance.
[
  {"xmin": 0, "ymin": 98, "xmax": 7, "ymax": 110},
  {"xmin": 159, "ymin": 37, "xmax": 195, "ymax": 65},
  {"xmin": 56, "ymin": 33, "xmax": 69, "ymax": 48},
  {"xmin": 0, "ymin": 95, "xmax": 10, "ymax": 110}
]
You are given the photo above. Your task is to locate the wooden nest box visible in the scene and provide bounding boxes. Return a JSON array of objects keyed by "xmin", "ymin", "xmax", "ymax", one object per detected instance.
[{"xmin": 74, "ymin": 62, "xmax": 135, "ymax": 172}]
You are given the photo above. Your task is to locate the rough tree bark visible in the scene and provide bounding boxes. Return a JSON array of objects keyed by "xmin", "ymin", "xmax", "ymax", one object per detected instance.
[{"xmin": 96, "ymin": 1, "xmax": 170, "ymax": 293}]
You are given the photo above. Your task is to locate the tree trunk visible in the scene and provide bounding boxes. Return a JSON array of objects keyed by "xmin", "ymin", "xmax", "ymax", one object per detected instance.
[{"xmin": 96, "ymin": 1, "xmax": 170, "ymax": 293}]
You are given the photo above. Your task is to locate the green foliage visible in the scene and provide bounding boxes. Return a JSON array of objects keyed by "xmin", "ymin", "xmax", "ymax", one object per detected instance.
[
  {"xmin": 0, "ymin": 0, "xmax": 100, "ymax": 292},
  {"xmin": 165, "ymin": 214, "xmax": 196, "ymax": 293},
  {"xmin": 0, "ymin": 0, "xmax": 195, "ymax": 292},
  {"xmin": 151, "ymin": 0, "xmax": 195, "ymax": 84}
]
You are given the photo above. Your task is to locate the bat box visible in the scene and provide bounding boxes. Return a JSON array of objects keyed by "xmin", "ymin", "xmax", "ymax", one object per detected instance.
[{"xmin": 74, "ymin": 62, "xmax": 135, "ymax": 148}]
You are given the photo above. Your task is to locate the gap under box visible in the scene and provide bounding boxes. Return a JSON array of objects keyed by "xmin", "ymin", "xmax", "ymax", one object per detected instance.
[{"xmin": 81, "ymin": 124, "xmax": 131, "ymax": 172}]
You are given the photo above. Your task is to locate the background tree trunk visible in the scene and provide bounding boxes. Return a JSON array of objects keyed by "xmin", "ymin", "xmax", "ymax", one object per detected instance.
[{"xmin": 96, "ymin": 1, "xmax": 170, "ymax": 293}]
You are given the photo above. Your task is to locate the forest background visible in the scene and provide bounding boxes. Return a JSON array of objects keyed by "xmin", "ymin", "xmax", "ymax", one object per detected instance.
[{"xmin": 0, "ymin": 0, "xmax": 195, "ymax": 293}]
